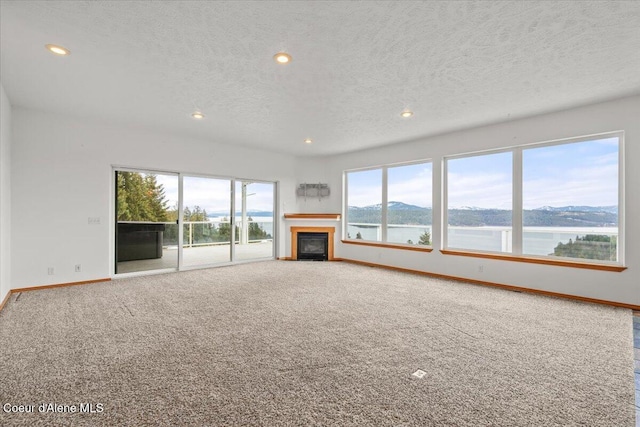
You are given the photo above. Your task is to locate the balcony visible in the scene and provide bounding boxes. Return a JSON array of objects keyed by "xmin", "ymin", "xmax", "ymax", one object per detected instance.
[{"xmin": 116, "ymin": 219, "xmax": 273, "ymax": 274}]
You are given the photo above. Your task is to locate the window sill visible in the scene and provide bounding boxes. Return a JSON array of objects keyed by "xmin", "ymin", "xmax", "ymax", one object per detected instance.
[
  {"xmin": 440, "ymin": 249, "xmax": 626, "ymax": 272},
  {"xmin": 341, "ymin": 239, "xmax": 433, "ymax": 252}
]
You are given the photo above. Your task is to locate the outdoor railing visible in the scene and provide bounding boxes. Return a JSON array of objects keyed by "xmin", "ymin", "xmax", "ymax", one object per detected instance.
[
  {"xmin": 117, "ymin": 220, "xmax": 273, "ymax": 248},
  {"xmin": 346, "ymin": 222, "xmax": 619, "ymax": 261},
  {"xmin": 181, "ymin": 220, "xmax": 273, "ymax": 248}
]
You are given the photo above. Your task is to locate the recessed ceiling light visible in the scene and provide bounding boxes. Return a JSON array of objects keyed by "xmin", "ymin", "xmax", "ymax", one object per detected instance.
[
  {"xmin": 45, "ymin": 44, "xmax": 70, "ymax": 56},
  {"xmin": 400, "ymin": 110, "xmax": 414, "ymax": 118},
  {"xmin": 192, "ymin": 111, "xmax": 204, "ymax": 119},
  {"xmin": 304, "ymin": 138, "xmax": 313, "ymax": 144},
  {"xmin": 274, "ymin": 52, "xmax": 292, "ymax": 64}
]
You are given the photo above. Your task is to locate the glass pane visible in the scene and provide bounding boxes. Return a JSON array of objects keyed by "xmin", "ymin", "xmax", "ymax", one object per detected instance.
[
  {"xmin": 346, "ymin": 169, "xmax": 382, "ymax": 242},
  {"xmin": 116, "ymin": 171, "xmax": 178, "ymax": 273},
  {"xmin": 523, "ymin": 137, "xmax": 619, "ymax": 262},
  {"xmin": 387, "ymin": 162, "xmax": 432, "ymax": 245},
  {"xmin": 234, "ymin": 181, "xmax": 274, "ymax": 261},
  {"xmin": 447, "ymin": 152, "xmax": 512, "ymax": 252},
  {"xmin": 183, "ymin": 176, "xmax": 232, "ymax": 267}
]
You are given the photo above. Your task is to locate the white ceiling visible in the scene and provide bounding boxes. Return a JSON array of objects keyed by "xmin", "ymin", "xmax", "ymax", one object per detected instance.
[{"xmin": 1, "ymin": 1, "xmax": 639, "ymax": 157}]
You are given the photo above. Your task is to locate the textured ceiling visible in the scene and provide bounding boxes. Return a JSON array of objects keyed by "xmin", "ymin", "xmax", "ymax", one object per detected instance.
[{"xmin": 1, "ymin": 1, "xmax": 639, "ymax": 157}]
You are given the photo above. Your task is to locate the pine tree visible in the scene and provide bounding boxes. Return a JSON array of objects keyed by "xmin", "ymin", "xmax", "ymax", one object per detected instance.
[
  {"xmin": 116, "ymin": 173, "xmax": 130, "ymax": 220},
  {"xmin": 248, "ymin": 216, "xmax": 270, "ymax": 240},
  {"xmin": 552, "ymin": 234, "xmax": 616, "ymax": 261},
  {"xmin": 116, "ymin": 172, "xmax": 169, "ymax": 222},
  {"xmin": 144, "ymin": 174, "xmax": 168, "ymax": 221},
  {"xmin": 418, "ymin": 230, "xmax": 431, "ymax": 245},
  {"xmin": 217, "ymin": 217, "xmax": 240, "ymax": 242}
]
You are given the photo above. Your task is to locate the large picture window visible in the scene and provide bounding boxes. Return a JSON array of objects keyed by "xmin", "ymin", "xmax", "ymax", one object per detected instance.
[
  {"xmin": 444, "ymin": 132, "xmax": 622, "ymax": 265},
  {"xmin": 346, "ymin": 161, "xmax": 432, "ymax": 247},
  {"xmin": 346, "ymin": 168, "xmax": 383, "ymax": 242},
  {"xmin": 446, "ymin": 151, "xmax": 512, "ymax": 253},
  {"xmin": 522, "ymin": 136, "xmax": 619, "ymax": 262}
]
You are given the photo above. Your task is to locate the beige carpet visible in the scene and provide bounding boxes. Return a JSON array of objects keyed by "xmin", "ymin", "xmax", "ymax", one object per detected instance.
[{"xmin": 0, "ymin": 261, "xmax": 635, "ymax": 426}]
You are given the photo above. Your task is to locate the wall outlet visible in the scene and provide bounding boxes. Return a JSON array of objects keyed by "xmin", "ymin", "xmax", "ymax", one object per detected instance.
[
  {"xmin": 88, "ymin": 217, "xmax": 101, "ymax": 225},
  {"xmin": 47, "ymin": 267, "xmax": 54, "ymax": 275},
  {"xmin": 478, "ymin": 265, "xmax": 484, "ymax": 273},
  {"xmin": 75, "ymin": 264, "xmax": 81, "ymax": 272}
]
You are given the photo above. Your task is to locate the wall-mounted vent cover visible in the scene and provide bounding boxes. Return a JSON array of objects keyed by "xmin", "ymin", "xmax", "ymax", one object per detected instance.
[{"xmin": 297, "ymin": 183, "xmax": 330, "ymax": 200}]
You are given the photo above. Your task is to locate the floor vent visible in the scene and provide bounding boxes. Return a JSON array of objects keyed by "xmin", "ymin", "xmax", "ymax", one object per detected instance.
[{"xmin": 412, "ymin": 369, "xmax": 427, "ymax": 379}]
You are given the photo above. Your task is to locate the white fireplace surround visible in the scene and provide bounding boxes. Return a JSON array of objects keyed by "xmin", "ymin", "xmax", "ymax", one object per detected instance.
[{"xmin": 283, "ymin": 214, "xmax": 339, "ymax": 260}]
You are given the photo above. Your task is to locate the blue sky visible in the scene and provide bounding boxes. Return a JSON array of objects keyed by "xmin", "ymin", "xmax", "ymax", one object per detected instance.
[
  {"xmin": 153, "ymin": 136, "xmax": 618, "ymax": 213},
  {"xmin": 153, "ymin": 175, "xmax": 274, "ymax": 214},
  {"xmin": 448, "ymin": 151, "xmax": 512, "ymax": 209},
  {"xmin": 522, "ymin": 137, "xmax": 618, "ymax": 209},
  {"xmin": 348, "ymin": 162, "xmax": 432, "ymax": 207},
  {"xmin": 348, "ymin": 136, "xmax": 619, "ymax": 209}
]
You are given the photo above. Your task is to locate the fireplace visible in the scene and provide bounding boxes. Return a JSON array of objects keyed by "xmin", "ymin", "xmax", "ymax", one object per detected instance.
[
  {"xmin": 297, "ymin": 232, "xmax": 328, "ymax": 261},
  {"xmin": 289, "ymin": 226, "xmax": 335, "ymax": 261}
]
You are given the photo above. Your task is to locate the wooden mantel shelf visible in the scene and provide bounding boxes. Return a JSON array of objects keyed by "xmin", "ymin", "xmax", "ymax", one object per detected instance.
[{"xmin": 284, "ymin": 213, "xmax": 341, "ymax": 220}]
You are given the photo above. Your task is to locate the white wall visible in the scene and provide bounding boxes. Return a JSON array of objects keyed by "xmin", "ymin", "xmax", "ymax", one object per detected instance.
[
  {"xmin": 295, "ymin": 95, "xmax": 640, "ymax": 306},
  {"xmin": 11, "ymin": 107, "xmax": 297, "ymax": 289},
  {"xmin": 7, "ymin": 97, "xmax": 640, "ymax": 305},
  {"xmin": 0, "ymin": 84, "xmax": 12, "ymax": 303}
]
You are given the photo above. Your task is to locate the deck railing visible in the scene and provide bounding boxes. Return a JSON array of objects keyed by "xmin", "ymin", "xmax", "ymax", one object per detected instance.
[
  {"xmin": 182, "ymin": 220, "xmax": 273, "ymax": 248},
  {"xmin": 346, "ymin": 223, "xmax": 618, "ymax": 260}
]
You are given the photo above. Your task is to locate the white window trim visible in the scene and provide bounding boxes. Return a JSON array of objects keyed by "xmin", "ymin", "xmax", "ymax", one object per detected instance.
[
  {"xmin": 442, "ymin": 130, "xmax": 624, "ymax": 266},
  {"xmin": 344, "ymin": 159, "xmax": 433, "ymax": 247}
]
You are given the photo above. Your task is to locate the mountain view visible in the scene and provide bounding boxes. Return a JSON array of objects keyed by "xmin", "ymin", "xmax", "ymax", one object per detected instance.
[{"xmin": 347, "ymin": 201, "xmax": 617, "ymax": 227}]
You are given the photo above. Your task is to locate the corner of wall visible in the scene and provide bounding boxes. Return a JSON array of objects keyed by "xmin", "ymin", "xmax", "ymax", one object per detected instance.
[{"xmin": 0, "ymin": 82, "xmax": 13, "ymax": 304}]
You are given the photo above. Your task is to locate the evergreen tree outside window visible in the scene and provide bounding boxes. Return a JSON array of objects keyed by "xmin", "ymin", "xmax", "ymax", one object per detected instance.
[
  {"xmin": 116, "ymin": 172, "xmax": 171, "ymax": 222},
  {"xmin": 523, "ymin": 137, "xmax": 619, "ymax": 262}
]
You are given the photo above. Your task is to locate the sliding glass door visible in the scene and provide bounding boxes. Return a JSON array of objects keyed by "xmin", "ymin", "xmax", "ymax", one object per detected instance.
[
  {"xmin": 234, "ymin": 181, "xmax": 275, "ymax": 261},
  {"xmin": 115, "ymin": 170, "xmax": 276, "ymax": 275},
  {"xmin": 182, "ymin": 176, "xmax": 232, "ymax": 268},
  {"xmin": 115, "ymin": 170, "xmax": 179, "ymax": 274}
]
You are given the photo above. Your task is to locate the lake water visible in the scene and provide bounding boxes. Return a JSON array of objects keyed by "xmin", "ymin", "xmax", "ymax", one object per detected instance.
[
  {"xmin": 205, "ymin": 218, "xmax": 617, "ymax": 259},
  {"xmin": 348, "ymin": 224, "xmax": 618, "ymax": 258}
]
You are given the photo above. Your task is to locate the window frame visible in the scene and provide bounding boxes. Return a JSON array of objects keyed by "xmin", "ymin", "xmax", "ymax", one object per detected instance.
[
  {"xmin": 442, "ymin": 131, "xmax": 624, "ymax": 267},
  {"xmin": 442, "ymin": 147, "xmax": 515, "ymax": 253},
  {"xmin": 343, "ymin": 159, "xmax": 433, "ymax": 250}
]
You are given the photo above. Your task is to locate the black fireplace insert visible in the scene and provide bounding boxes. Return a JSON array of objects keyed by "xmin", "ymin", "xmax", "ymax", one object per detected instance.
[{"xmin": 297, "ymin": 232, "xmax": 328, "ymax": 261}]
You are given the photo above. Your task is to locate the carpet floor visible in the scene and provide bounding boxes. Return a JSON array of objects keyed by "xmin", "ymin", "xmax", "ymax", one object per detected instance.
[{"xmin": 0, "ymin": 261, "xmax": 635, "ymax": 426}]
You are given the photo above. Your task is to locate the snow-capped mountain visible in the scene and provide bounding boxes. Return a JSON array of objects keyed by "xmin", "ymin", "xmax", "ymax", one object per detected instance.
[{"xmin": 348, "ymin": 201, "xmax": 428, "ymax": 211}]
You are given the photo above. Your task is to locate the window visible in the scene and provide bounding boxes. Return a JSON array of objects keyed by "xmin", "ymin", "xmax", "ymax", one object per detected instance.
[
  {"xmin": 234, "ymin": 181, "xmax": 275, "ymax": 261},
  {"xmin": 522, "ymin": 137, "xmax": 619, "ymax": 262},
  {"xmin": 115, "ymin": 170, "xmax": 179, "ymax": 274},
  {"xmin": 346, "ymin": 168, "xmax": 382, "ymax": 242},
  {"xmin": 345, "ymin": 161, "xmax": 432, "ymax": 246},
  {"xmin": 182, "ymin": 176, "xmax": 232, "ymax": 267},
  {"xmin": 446, "ymin": 152, "xmax": 512, "ymax": 252},
  {"xmin": 444, "ymin": 132, "xmax": 622, "ymax": 265}
]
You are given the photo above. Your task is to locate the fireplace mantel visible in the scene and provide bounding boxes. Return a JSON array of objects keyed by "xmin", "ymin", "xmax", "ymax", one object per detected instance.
[{"xmin": 284, "ymin": 213, "xmax": 341, "ymax": 221}]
